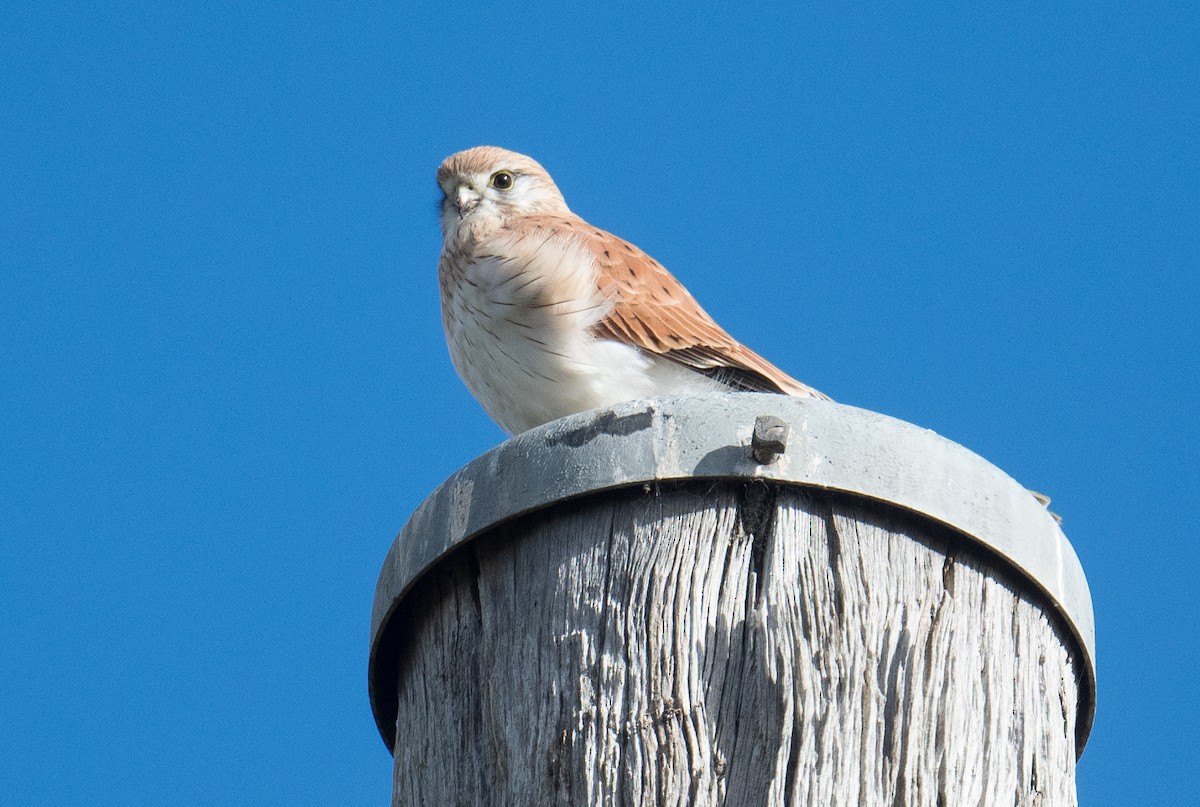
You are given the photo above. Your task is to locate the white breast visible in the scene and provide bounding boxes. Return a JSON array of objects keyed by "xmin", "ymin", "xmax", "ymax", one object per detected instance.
[{"xmin": 439, "ymin": 230, "xmax": 721, "ymax": 434}]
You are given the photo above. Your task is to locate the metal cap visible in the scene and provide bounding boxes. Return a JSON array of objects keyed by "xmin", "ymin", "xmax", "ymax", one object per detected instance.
[{"xmin": 370, "ymin": 394, "xmax": 1096, "ymax": 753}]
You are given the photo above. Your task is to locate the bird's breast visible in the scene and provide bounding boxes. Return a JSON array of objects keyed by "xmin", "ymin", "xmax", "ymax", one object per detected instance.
[
  {"xmin": 437, "ymin": 230, "xmax": 724, "ymax": 433},
  {"xmin": 438, "ymin": 239, "xmax": 612, "ymax": 433}
]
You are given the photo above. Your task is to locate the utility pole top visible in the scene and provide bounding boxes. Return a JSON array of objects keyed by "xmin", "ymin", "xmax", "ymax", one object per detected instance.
[{"xmin": 370, "ymin": 393, "xmax": 1096, "ymax": 804}]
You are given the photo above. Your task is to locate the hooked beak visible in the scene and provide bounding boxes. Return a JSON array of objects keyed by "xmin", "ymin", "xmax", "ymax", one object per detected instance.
[{"xmin": 455, "ymin": 184, "xmax": 481, "ymax": 217}]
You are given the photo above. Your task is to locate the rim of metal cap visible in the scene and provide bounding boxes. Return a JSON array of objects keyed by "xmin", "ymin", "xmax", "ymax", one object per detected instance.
[{"xmin": 370, "ymin": 394, "xmax": 1096, "ymax": 754}]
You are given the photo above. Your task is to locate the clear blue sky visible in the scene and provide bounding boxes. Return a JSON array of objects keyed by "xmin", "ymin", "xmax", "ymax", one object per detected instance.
[{"xmin": 2, "ymin": 2, "xmax": 1195, "ymax": 804}]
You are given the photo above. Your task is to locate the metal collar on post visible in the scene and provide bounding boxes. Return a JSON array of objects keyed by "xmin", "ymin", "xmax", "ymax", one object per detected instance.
[{"xmin": 369, "ymin": 394, "xmax": 1096, "ymax": 753}]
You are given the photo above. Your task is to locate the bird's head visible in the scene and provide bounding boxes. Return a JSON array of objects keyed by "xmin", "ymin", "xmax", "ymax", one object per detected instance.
[{"xmin": 436, "ymin": 146, "xmax": 570, "ymax": 241}]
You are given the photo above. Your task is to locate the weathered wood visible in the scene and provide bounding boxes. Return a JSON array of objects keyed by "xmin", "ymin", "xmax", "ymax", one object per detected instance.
[{"xmin": 388, "ymin": 482, "xmax": 1079, "ymax": 806}]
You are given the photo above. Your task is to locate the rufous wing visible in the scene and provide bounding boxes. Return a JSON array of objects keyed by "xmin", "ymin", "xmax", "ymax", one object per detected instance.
[{"xmin": 577, "ymin": 222, "xmax": 830, "ymax": 400}]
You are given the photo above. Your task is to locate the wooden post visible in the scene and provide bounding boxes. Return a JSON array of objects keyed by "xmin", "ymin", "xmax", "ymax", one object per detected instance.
[{"xmin": 369, "ymin": 394, "xmax": 1095, "ymax": 807}]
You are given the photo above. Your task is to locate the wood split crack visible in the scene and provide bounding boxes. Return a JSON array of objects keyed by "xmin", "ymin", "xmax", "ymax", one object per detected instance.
[
  {"xmin": 738, "ymin": 482, "xmax": 776, "ymax": 605},
  {"xmin": 466, "ymin": 545, "xmax": 484, "ymax": 625},
  {"xmin": 820, "ymin": 497, "xmax": 848, "ymax": 624}
]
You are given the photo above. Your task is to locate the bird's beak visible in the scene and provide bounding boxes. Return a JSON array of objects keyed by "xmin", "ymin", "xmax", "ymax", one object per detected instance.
[{"xmin": 455, "ymin": 184, "xmax": 481, "ymax": 217}]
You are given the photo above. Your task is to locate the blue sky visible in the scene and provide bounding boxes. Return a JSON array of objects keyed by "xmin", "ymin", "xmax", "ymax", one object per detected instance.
[{"xmin": 2, "ymin": 2, "xmax": 1196, "ymax": 804}]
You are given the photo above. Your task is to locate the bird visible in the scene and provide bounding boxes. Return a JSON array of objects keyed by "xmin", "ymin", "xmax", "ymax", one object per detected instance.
[{"xmin": 434, "ymin": 146, "xmax": 828, "ymax": 435}]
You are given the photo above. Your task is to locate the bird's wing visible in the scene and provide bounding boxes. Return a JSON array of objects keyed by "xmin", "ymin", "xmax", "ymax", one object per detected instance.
[{"xmin": 517, "ymin": 215, "xmax": 829, "ymax": 399}]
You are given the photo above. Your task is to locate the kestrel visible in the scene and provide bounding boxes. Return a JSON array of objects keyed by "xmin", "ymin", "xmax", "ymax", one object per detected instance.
[{"xmin": 436, "ymin": 146, "xmax": 828, "ymax": 435}]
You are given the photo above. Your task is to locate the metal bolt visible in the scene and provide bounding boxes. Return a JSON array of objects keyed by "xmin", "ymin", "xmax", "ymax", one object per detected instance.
[{"xmin": 751, "ymin": 415, "xmax": 789, "ymax": 463}]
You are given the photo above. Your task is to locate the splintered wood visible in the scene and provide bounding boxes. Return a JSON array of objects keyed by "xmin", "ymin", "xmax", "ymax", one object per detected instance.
[{"xmin": 390, "ymin": 483, "xmax": 1079, "ymax": 806}]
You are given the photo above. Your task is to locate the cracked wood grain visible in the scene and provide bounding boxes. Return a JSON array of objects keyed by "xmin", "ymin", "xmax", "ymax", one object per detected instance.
[{"xmin": 389, "ymin": 483, "xmax": 1079, "ymax": 806}]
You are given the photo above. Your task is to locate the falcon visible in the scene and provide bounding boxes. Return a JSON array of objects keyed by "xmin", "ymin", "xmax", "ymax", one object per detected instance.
[{"xmin": 436, "ymin": 146, "xmax": 827, "ymax": 435}]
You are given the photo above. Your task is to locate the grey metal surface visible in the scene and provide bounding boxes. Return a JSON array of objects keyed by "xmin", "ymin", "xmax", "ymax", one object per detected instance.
[{"xmin": 370, "ymin": 393, "xmax": 1096, "ymax": 751}]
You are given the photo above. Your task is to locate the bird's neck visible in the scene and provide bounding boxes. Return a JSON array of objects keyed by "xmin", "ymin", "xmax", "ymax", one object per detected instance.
[{"xmin": 444, "ymin": 212, "xmax": 506, "ymax": 251}]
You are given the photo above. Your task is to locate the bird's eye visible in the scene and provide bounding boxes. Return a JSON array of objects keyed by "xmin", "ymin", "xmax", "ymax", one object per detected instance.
[{"xmin": 489, "ymin": 171, "xmax": 514, "ymax": 190}]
